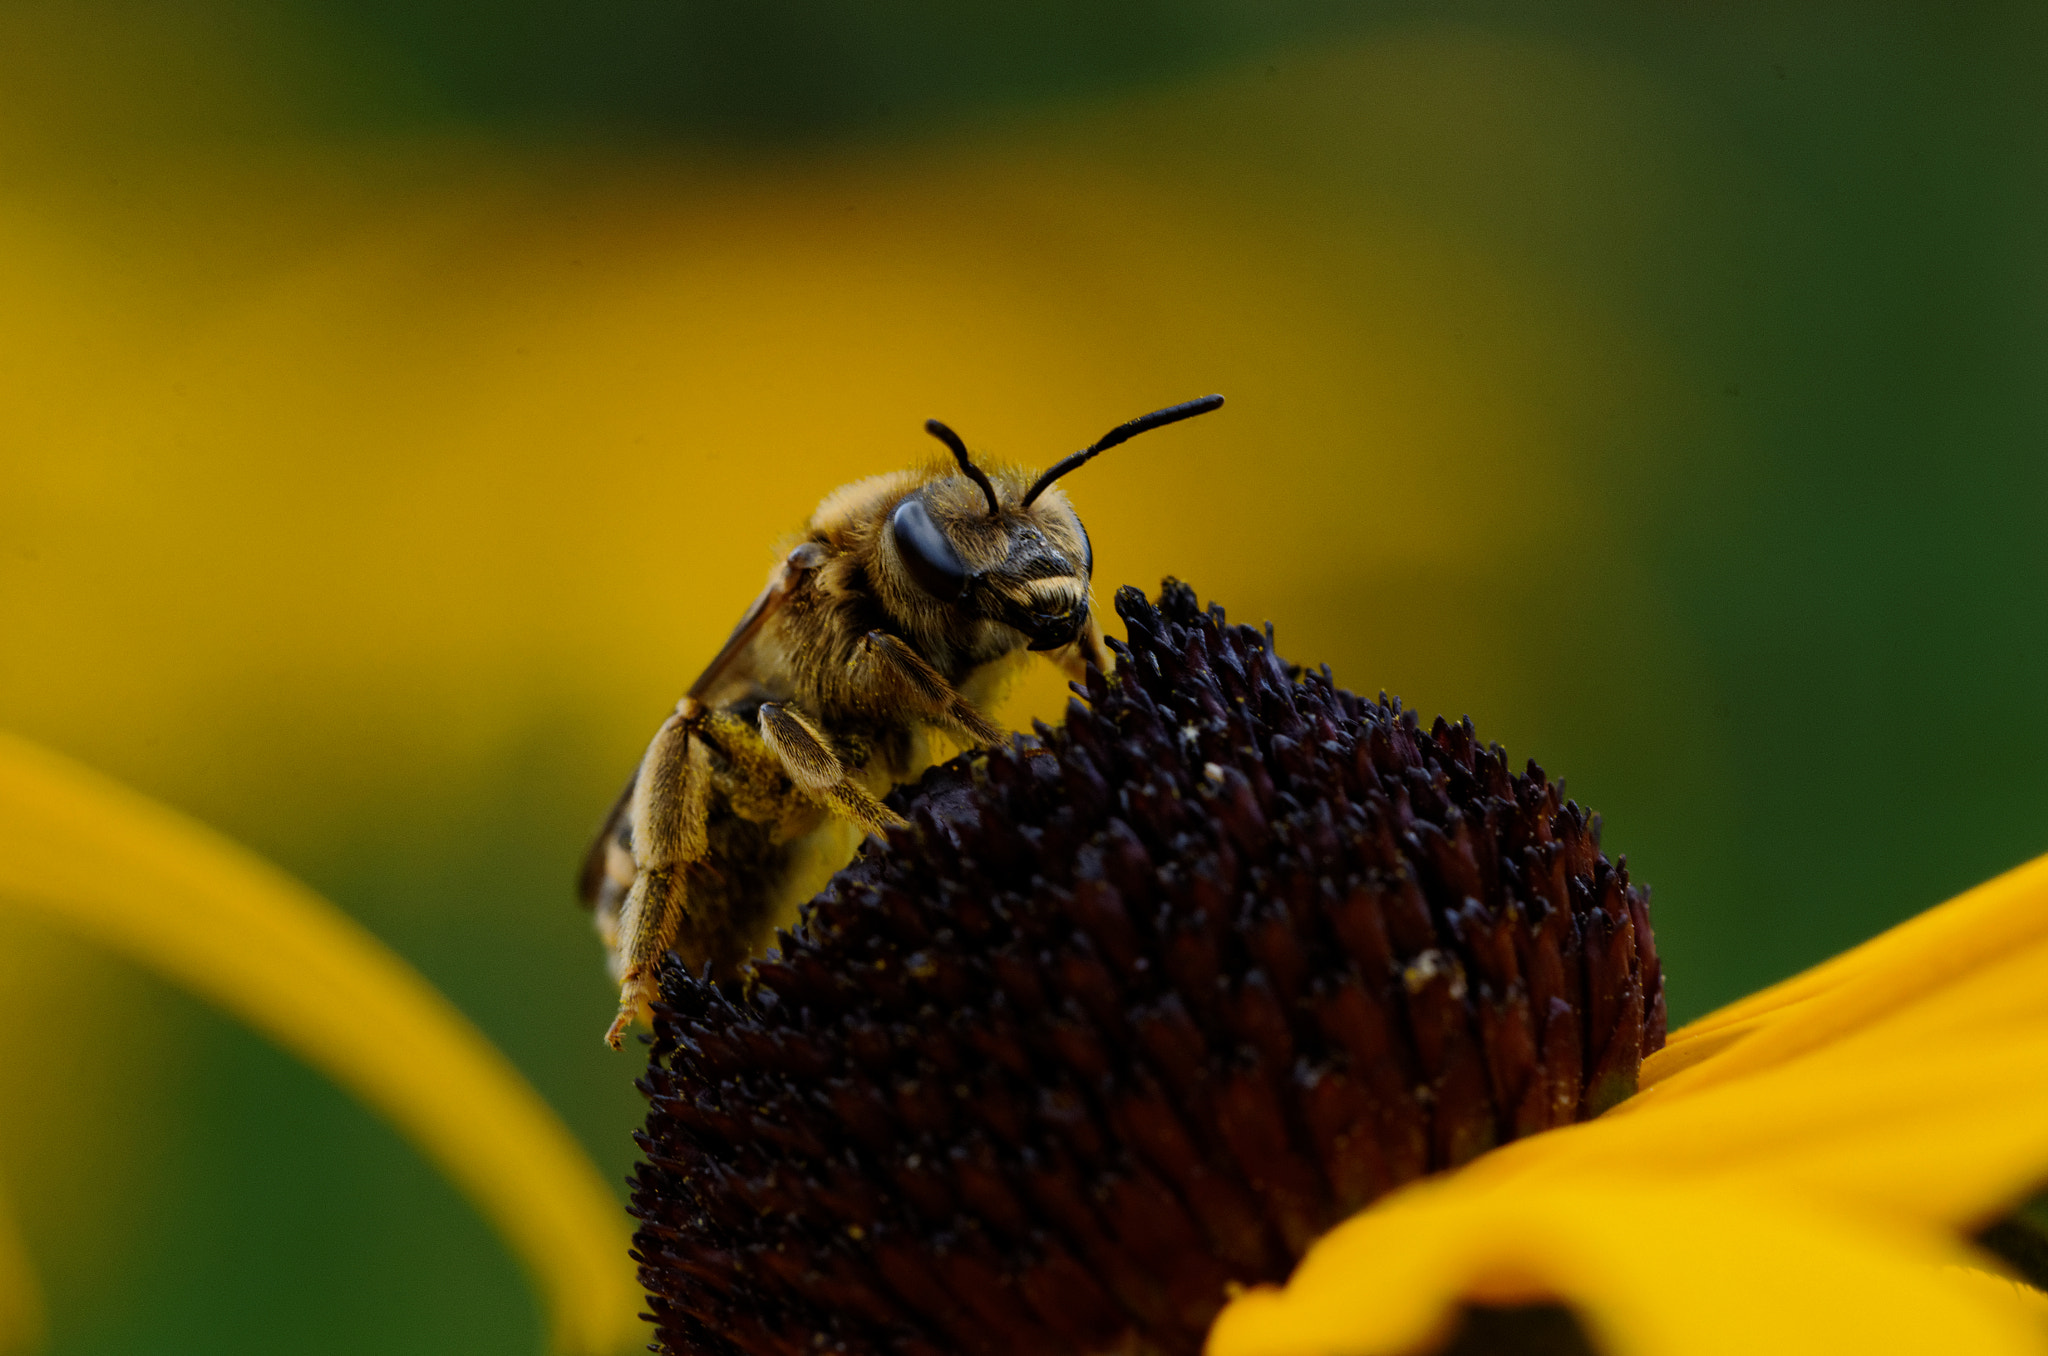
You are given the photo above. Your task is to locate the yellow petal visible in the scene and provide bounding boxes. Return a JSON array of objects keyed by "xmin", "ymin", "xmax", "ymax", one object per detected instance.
[
  {"xmin": 1208, "ymin": 1174, "xmax": 2048, "ymax": 1356},
  {"xmin": 1480, "ymin": 1034, "xmax": 2048, "ymax": 1229},
  {"xmin": 1644, "ymin": 850, "xmax": 2048, "ymax": 1094},
  {"xmin": 0, "ymin": 1182, "xmax": 42, "ymax": 1356},
  {"xmin": 0, "ymin": 732, "xmax": 637, "ymax": 1355},
  {"xmin": 1942, "ymin": 1269, "xmax": 2048, "ymax": 1327},
  {"xmin": 1457, "ymin": 929, "xmax": 2048, "ymax": 1231}
]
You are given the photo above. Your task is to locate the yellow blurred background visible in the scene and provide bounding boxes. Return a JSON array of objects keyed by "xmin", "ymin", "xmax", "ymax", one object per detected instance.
[{"xmin": 4, "ymin": 3, "xmax": 2045, "ymax": 1352}]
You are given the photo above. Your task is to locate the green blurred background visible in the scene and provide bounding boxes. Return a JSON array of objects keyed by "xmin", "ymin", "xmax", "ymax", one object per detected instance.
[{"xmin": 2, "ymin": 1, "xmax": 2045, "ymax": 1351}]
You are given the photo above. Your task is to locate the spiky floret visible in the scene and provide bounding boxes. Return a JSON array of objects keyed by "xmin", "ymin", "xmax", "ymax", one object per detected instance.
[{"xmin": 630, "ymin": 581, "xmax": 1665, "ymax": 1356}]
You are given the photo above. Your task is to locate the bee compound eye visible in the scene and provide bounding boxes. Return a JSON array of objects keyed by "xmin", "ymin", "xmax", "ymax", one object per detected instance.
[{"xmin": 889, "ymin": 494, "xmax": 971, "ymax": 601}]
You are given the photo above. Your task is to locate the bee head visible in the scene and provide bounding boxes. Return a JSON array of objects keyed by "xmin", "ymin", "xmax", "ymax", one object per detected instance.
[{"xmin": 883, "ymin": 396, "xmax": 1223, "ymax": 653}]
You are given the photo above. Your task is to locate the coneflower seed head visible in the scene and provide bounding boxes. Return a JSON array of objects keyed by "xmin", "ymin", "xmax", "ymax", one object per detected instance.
[{"xmin": 631, "ymin": 581, "xmax": 1665, "ymax": 1356}]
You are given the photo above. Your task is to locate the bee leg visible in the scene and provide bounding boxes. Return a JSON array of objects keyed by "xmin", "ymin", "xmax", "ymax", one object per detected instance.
[
  {"xmin": 852, "ymin": 629, "xmax": 1007, "ymax": 749},
  {"xmin": 606, "ymin": 702, "xmax": 715, "ymax": 1049},
  {"xmin": 1068, "ymin": 610, "xmax": 1115, "ymax": 682},
  {"xmin": 757, "ymin": 702, "xmax": 908, "ymax": 838}
]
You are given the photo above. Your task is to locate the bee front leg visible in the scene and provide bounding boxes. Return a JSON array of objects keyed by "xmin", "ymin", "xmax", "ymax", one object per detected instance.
[
  {"xmin": 851, "ymin": 630, "xmax": 1007, "ymax": 749},
  {"xmin": 757, "ymin": 702, "xmax": 908, "ymax": 838},
  {"xmin": 607, "ymin": 701, "xmax": 715, "ymax": 1049},
  {"xmin": 1067, "ymin": 609, "xmax": 1115, "ymax": 682}
]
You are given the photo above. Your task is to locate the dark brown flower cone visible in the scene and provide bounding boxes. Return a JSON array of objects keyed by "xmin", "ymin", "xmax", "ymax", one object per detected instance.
[{"xmin": 629, "ymin": 580, "xmax": 1665, "ymax": 1356}]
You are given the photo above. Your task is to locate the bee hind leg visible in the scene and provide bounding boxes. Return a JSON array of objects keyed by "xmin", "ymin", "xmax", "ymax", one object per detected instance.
[
  {"xmin": 607, "ymin": 867, "xmax": 685, "ymax": 1048},
  {"xmin": 757, "ymin": 702, "xmax": 907, "ymax": 837},
  {"xmin": 606, "ymin": 703, "xmax": 715, "ymax": 1049}
]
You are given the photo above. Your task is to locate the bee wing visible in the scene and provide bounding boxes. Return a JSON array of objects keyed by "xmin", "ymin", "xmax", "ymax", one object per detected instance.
[
  {"xmin": 685, "ymin": 549, "xmax": 809, "ymax": 706},
  {"xmin": 576, "ymin": 545, "xmax": 819, "ymax": 913},
  {"xmin": 575, "ymin": 770, "xmax": 638, "ymax": 911}
]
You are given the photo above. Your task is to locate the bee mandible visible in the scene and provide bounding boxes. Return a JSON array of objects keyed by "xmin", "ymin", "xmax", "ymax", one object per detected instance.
[{"xmin": 579, "ymin": 395, "xmax": 1226, "ymax": 1046}]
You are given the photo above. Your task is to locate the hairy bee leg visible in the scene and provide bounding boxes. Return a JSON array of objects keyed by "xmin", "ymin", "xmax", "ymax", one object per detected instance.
[
  {"xmin": 607, "ymin": 869, "xmax": 679, "ymax": 1048},
  {"xmin": 606, "ymin": 703, "xmax": 715, "ymax": 1048},
  {"xmin": 852, "ymin": 629, "xmax": 1007, "ymax": 749},
  {"xmin": 757, "ymin": 702, "xmax": 908, "ymax": 837},
  {"xmin": 1067, "ymin": 610, "xmax": 1115, "ymax": 682}
]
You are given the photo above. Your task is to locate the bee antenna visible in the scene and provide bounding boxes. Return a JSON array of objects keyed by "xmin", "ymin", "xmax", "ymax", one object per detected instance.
[
  {"xmin": 1021, "ymin": 394, "xmax": 1225, "ymax": 507},
  {"xmin": 924, "ymin": 418, "xmax": 1002, "ymax": 516}
]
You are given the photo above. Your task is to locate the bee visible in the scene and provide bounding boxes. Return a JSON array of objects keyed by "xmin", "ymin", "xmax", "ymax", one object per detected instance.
[{"xmin": 578, "ymin": 394, "xmax": 1225, "ymax": 1046}]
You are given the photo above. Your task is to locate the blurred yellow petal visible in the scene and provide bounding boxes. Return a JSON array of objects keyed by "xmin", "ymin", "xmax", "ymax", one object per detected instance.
[
  {"xmin": 0, "ymin": 731, "xmax": 636, "ymax": 1355},
  {"xmin": 1209, "ymin": 1175, "xmax": 2047, "ymax": 1356},
  {"xmin": 1944, "ymin": 1269, "xmax": 2048, "ymax": 1326},
  {"xmin": 0, "ymin": 1182, "xmax": 42, "ymax": 1356},
  {"xmin": 1642, "ymin": 851, "xmax": 2048, "ymax": 1095}
]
